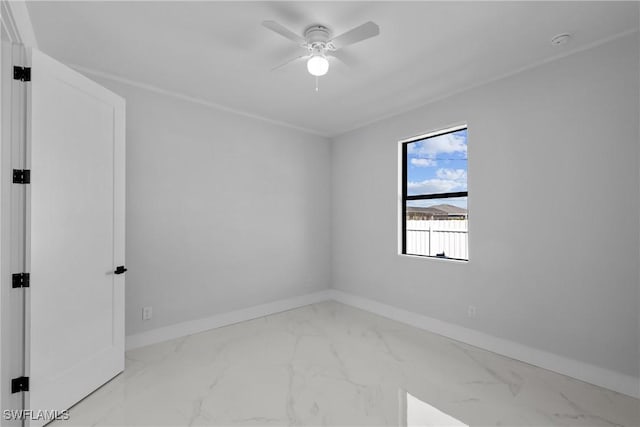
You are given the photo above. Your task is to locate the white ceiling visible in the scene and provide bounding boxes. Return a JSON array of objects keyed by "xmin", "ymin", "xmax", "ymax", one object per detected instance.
[{"xmin": 27, "ymin": 1, "xmax": 639, "ymax": 137}]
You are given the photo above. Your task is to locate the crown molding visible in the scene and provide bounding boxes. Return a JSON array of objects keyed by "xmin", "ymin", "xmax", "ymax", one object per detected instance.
[
  {"xmin": 68, "ymin": 63, "xmax": 330, "ymax": 139},
  {"xmin": 334, "ymin": 28, "xmax": 640, "ymax": 138}
]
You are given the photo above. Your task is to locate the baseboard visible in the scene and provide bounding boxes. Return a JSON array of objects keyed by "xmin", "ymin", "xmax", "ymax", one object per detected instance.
[
  {"xmin": 125, "ymin": 290, "xmax": 332, "ymax": 351},
  {"xmin": 125, "ymin": 288, "xmax": 639, "ymax": 398},
  {"xmin": 328, "ymin": 289, "xmax": 639, "ymax": 399}
]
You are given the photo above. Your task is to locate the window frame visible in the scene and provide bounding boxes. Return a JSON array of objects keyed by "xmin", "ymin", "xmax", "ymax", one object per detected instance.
[{"xmin": 400, "ymin": 125, "xmax": 468, "ymax": 261}]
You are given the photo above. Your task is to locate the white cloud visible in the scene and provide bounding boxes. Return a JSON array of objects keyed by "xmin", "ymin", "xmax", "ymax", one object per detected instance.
[
  {"xmin": 407, "ymin": 179, "xmax": 464, "ymax": 194},
  {"xmin": 408, "ymin": 133, "xmax": 467, "ymax": 157},
  {"xmin": 436, "ymin": 168, "xmax": 466, "ymax": 180},
  {"xmin": 408, "ymin": 168, "xmax": 467, "ymax": 195},
  {"xmin": 410, "ymin": 158, "xmax": 437, "ymax": 167}
]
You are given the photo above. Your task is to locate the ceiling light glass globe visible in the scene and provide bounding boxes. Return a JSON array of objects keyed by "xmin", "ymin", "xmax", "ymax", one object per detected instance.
[{"xmin": 307, "ymin": 55, "xmax": 329, "ymax": 77}]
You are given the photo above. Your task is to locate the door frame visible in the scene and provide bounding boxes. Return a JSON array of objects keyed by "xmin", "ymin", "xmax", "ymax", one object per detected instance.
[{"xmin": 0, "ymin": 1, "xmax": 38, "ymax": 424}]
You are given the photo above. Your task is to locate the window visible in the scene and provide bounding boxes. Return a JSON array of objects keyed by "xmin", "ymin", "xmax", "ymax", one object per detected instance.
[{"xmin": 401, "ymin": 126, "xmax": 468, "ymax": 261}]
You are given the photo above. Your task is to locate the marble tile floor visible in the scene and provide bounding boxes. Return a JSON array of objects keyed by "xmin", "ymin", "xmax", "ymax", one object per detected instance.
[{"xmin": 53, "ymin": 301, "xmax": 639, "ymax": 427}]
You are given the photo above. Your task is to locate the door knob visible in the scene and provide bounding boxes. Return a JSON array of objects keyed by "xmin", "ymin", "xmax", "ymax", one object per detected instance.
[{"xmin": 114, "ymin": 266, "xmax": 127, "ymax": 275}]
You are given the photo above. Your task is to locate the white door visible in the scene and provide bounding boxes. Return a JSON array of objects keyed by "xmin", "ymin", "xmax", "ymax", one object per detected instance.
[{"xmin": 26, "ymin": 49, "xmax": 125, "ymax": 425}]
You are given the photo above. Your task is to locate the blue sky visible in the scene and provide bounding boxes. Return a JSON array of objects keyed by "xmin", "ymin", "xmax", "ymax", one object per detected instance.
[{"xmin": 406, "ymin": 128, "xmax": 467, "ymax": 209}]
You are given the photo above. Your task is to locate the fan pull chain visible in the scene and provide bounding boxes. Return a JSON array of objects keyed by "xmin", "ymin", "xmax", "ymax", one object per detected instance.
[{"xmin": 315, "ymin": 76, "xmax": 319, "ymax": 92}]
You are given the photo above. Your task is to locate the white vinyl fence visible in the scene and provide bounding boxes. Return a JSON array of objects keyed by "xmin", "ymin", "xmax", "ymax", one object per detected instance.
[{"xmin": 406, "ymin": 219, "xmax": 468, "ymax": 260}]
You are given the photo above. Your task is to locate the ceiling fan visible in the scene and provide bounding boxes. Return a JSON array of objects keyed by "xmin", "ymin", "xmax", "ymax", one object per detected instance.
[{"xmin": 262, "ymin": 20, "xmax": 380, "ymax": 78}]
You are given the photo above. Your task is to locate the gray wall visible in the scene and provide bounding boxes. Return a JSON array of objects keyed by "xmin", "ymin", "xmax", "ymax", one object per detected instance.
[
  {"xmin": 90, "ymin": 78, "xmax": 332, "ymax": 336},
  {"xmin": 88, "ymin": 33, "xmax": 639, "ymax": 380},
  {"xmin": 331, "ymin": 34, "xmax": 640, "ymax": 378}
]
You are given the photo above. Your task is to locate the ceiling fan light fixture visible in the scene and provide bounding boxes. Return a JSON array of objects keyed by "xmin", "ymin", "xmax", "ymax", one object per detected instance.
[{"xmin": 307, "ymin": 55, "xmax": 329, "ymax": 76}]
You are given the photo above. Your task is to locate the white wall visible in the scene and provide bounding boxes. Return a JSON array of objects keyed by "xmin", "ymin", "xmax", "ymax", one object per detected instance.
[
  {"xmin": 88, "ymin": 77, "xmax": 332, "ymax": 337},
  {"xmin": 331, "ymin": 34, "xmax": 640, "ymax": 379}
]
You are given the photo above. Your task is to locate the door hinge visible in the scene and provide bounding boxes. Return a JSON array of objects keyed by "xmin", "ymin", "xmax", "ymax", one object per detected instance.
[
  {"xmin": 11, "ymin": 376, "xmax": 29, "ymax": 393},
  {"xmin": 12, "ymin": 169, "xmax": 30, "ymax": 184},
  {"xmin": 13, "ymin": 66, "xmax": 31, "ymax": 82},
  {"xmin": 12, "ymin": 273, "xmax": 29, "ymax": 288}
]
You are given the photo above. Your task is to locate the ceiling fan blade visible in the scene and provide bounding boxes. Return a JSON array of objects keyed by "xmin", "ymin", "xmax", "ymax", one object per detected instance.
[
  {"xmin": 330, "ymin": 21, "xmax": 379, "ymax": 49},
  {"xmin": 328, "ymin": 50, "xmax": 357, "ymax": 68},
  {"xmin": 262, "ymin": 20, "xmax": 305, "ymax": 45},
  {"xmin": 271, "ymin": 54, "xmax": 308, "ymax": 71}
]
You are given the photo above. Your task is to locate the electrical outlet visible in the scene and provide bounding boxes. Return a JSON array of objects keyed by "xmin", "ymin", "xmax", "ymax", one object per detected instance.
[
  {"xmin": 467, "ymin": 305, "xmax": 477, "ymax": 318},
  {"xmin": 142, "ymin": 306, "xmax": 152, "ymax": 321}
]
